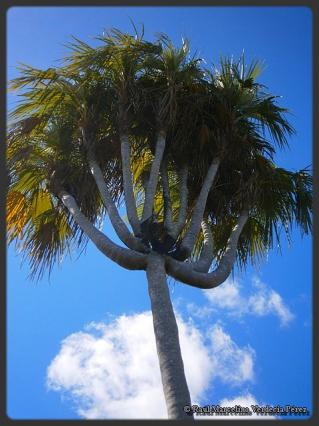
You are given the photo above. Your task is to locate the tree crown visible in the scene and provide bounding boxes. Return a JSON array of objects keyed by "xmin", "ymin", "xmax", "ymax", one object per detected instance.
[{"xmin": 7, "ymin": 27, "xmax": 312, "ymax": 280}]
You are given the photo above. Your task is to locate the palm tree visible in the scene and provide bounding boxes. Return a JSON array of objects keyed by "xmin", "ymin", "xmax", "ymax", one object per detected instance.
[{"xmin": 7, "ymin": 28, "xmax": 312, "ymax": 420}]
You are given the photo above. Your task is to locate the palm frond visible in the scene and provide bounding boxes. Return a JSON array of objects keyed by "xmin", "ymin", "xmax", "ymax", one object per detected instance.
[{"xmin": 7, "ymin": 27, "xmax": 312, "ymax": 278}]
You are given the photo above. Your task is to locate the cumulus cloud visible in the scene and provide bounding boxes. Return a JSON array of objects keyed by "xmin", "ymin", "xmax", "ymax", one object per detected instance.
[
  {"xmin": 248, "ymin": 278, "xmax": 294, "ymax": 326},
  {"xmin": 47, "ymin": 312, "xmax": 255, "ymax": 419},
  {"xmin": 207, "ymin": 324, "xmax": 255, "ymax": 385},
  {"xmin": 202, "ymin": 276, "xmax": 294, "ymax": 326},
  {"xmin": 205, "ymin": 279, "xmax": 242, "ymax": 310}
]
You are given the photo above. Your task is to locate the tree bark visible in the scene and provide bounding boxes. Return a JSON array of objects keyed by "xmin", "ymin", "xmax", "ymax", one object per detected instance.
[
  {"xmin": 160, "ymin": 158, "xmax": 174, "ymax": 235},
  {"xmin": 146, "ymin": 253, "xmax": 193, "ymax": 420},
  {"xmin": 88, "ymin": 158, "xmax": 147, "ymax": 252},
  {"xmin": 120, "ymin": 134, "xmax": 141, "ymax": 236},
  {"xmin": 166, "ymin": 210, "xmax": 249, "ymax": 289},
  {"xmin": 142, "ymin": 132, "xmax": 166, "ymax": 222},
  {"xmin": 193, "ymin": 217, "xmax": 214, "ymax": 273},
  {"xmin": 173, "ymin": 165, "xmax": 189, "ymax": 238},
  {"xmin": 180, "ymin": 158, "xmax": 220, "ymax": 256},
  {"xmin": 59, "ymin": 191, "xmax": 147, "ymax": 270}
]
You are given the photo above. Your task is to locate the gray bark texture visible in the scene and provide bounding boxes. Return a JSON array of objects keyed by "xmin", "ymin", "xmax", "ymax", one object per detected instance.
[
  {"xmin": 120, "ymin": 134, "xmax": 141, "ymax": 236},
  {"xmin": 146, "ymin": 253, "xmax": 193, "ymax": 420},
  {"xmin": 180, "ymin": 158, "xmax": 220, "ymax": 255},
  {"xmin": 142, "ymin": 132, "xmax": 166, "ymax": 222},
  {"xmin": 59, "ymin": 191, "xmax": 147, "ymax": 270},
  {"xmin": 166, "ymin": 210, "xmax": 249, "ymax": 288},
  {"xmin": 88, "ymin": 158, "xmax": 147, "ymax": 252},
  {"xmin": 160, "ymin": 158, "xmax": 174, "ymax": 234},
  {"xmin": 173, "ymin": 165, "xmax": 189, "ymax": 238},
  {"xmin": 193, "ymin": 217, "xmax": 214, "ymax": 273}
]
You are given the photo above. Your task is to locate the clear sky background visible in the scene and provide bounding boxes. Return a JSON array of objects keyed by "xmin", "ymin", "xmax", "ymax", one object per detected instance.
[{"xmin": 7, "ymin": 6, "xmax": 312, "ymax": 420}]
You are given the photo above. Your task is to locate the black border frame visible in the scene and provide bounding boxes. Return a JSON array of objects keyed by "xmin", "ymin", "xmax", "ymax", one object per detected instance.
[{"xmin": 1, "ymin": 1, "xmax": 318, "ymax": 425}]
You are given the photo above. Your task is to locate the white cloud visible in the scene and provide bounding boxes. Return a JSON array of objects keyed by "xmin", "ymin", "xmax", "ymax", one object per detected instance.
[
  {"xmin": 248, "ymin": 278, "xmax": 294, "ymax": 326},
  {"xmin": 47, "ymin": 312, "xmax": 255, "ymax": 419},
  {"xmin": 207, "ymin": 324, "xmax": 255, "ymax": 385},
  {"xmin": 185, "ymin": 302, "xmax": 214, "ymax": 320},
  {"xmin": 47, "ymin": 312, "xmax": 166, "ymax": 419},
  {"xmin": 204, "ymin": 278, "xmax": 243, "ymax": 310},
  {"xmin": 202, "ymin": 276, "xmax": 294, "ymax": 327}
]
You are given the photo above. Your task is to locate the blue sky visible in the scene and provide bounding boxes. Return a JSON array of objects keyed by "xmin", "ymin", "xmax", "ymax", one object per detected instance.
[{"xmin": 7, "ymin": 6, "xmax": 312, "ymax": 420}]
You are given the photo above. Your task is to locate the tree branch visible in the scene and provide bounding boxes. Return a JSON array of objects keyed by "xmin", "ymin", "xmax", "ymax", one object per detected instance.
[
  {"xmin": 160, "ymin": 157, "xmax": 174, "ymax": 235},
  {"xmin": 166, "ymin": 210, "xmax": 248, "ymax": 288},
  {"xmin": 88, "ymin": 157, "xmax": 148, "ymax": 253},
  {"xmin": 120, "ymin": 134, "xmax": 141, "ymax": 236},
  {"xmin": 193, "ymin": 217, "xmax": 214, "ymax": 273},
  {"xmin": 173, "ymin": 165, "xmax": 189, "ymax": 239},
  {"xmin": 179, "ymin": 158, "xmax": 220, "ymax": 257},
  {"xmin": 142, "ymin": 131, "xmax": 166, "ymax": 222},
  {"xmin": 59, "ymin": 191, "xmax": 147, "ymax": 270}
]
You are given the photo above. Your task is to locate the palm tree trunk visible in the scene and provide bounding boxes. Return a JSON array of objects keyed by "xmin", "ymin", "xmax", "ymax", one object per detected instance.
[
  {"xmin": 166, "ymin": 210, "xmax": 249, "ymax": 289},
  {"xmin": 146, "ymin": 253, "xmax": 193, "ymax": 420},
  {"xmin": 180, "ymin": 157, "xmax": 220, "ymax": 256},
  {"xmin": 174, "ymin": 165, "xmax": 189, "ymax": 238},
  {"xmin": 142, "ymin": 131, "xmax": 166, "ymax": 222},
  {"xmin": 161, "ymin": 158, "xmax": 174, "ymax": 234},
  {"xmin": 88, "ymin": 158, "xmax": 147, "ymax": 252},
  {"xmin": 193, "ymin": 217, "xmax": 214, "ymax": 272},
  {"xmin": 120, "ymin": 134, "xmax": 141, "ymax": 236}
]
